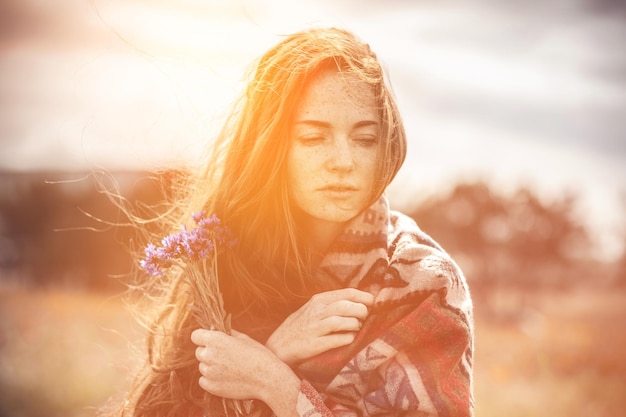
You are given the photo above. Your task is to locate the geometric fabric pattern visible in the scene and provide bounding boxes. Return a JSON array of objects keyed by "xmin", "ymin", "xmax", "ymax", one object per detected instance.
[{"xmin": 294, "ymin": 196, "xmax": 474, "ymax": 417}]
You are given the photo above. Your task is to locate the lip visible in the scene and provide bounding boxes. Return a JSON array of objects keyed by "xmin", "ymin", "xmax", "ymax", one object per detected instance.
[
  {"xmin": 318, "ymin": 184, "xmax": 358, "ymax": 199},
  {"xmin": 319, "ymin": 184, "xmax": 358, "ymax": 192}
]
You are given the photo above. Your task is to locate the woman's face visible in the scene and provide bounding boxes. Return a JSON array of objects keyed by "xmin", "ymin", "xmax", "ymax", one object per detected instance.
[{"xmin": 287, "ymin": 68, "xmax": 379, "ymax": 240}]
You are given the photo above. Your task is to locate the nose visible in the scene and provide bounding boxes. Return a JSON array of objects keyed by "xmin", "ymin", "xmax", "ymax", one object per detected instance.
[{"xmin": 327, "ymin": 137, "xmax": 355, "ymax": 172}]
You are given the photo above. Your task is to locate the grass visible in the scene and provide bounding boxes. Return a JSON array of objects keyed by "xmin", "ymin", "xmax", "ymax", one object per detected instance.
[
  {"xmin": 0, "ymin": 288, "xmax": 143, "ymax": 417},
  {"xmin": 473, "ymin": 288, "xmax": 626, "ymax": 417},
  {"xmin": 1, "ymin": 285, "xmax": 625, "ymax": 417}
]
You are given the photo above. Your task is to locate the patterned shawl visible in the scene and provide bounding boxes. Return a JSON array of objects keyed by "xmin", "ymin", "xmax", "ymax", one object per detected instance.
[{"xmin": 294, "ymin": 196, "xmax": 474, "ymax": 417}]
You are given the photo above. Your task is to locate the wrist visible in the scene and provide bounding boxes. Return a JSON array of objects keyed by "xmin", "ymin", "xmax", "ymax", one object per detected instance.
[
  {"xmin": 260, "ymin": 358, "xmax": 301, "ymax": 417},
  {"xmin": 265, "ymin": 337, "xmax": 298, "ymax": 366}
]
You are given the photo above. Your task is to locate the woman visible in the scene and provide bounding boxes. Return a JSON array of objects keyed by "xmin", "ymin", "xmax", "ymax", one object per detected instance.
[{"xmin": 118, "ymin": 27, "xmax": 473, "ymax": 417}]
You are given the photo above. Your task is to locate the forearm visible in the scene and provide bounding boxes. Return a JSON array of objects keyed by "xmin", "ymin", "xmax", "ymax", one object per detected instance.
[{"xmin": 259, "ymin": 359, "xmax": 302, "ymax": 417}]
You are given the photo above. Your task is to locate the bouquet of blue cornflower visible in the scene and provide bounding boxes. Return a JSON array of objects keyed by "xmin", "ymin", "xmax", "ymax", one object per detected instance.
[
  {"xmin": 141, "ymin": 211, "xmax": 237, "ymax": 331},
  {"xmin": 141, "ymin": 212, "xmax": 249, "ymax": 416}
]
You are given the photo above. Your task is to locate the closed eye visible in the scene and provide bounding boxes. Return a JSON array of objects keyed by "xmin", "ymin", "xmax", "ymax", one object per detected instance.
[
  {"xmin": 353, "ymin": 135, "xmax": 379, "ymax": 147},
  {"xmin": 297, "ymin": 134, "xmax": 326, "ymax": 145}
]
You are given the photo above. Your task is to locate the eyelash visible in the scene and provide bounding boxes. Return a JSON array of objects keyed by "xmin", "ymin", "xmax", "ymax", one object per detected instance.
[
  {"xmin": 297, "ymin": 135, "xmax": 379, "ymax": 146},
  {"xmin": 298, "ymin": 135, "xmax": 326, "ymax": 145},
  {"xmin": 355, "ymin": 136, "xmax": 378, "ymax": 146}
]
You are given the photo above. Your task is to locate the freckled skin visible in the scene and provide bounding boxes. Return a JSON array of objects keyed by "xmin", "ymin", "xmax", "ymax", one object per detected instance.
[{"xmin": 287, "ymin": 69, "xmax": 379, "ymax": 248}]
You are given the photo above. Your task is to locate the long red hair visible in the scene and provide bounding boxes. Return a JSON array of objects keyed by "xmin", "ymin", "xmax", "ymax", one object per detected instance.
[{"xmin": 108, "ymin": 27, "xmax": 407, "ymax": 417}]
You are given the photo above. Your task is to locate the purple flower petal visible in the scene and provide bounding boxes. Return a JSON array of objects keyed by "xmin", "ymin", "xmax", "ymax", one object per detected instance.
[{"xmin": 140, "ymin": 213, "xmax": 236, "ymax": 275}]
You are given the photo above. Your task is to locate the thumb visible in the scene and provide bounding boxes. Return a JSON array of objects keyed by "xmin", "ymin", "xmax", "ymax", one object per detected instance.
[{"xmin": 230, "ymin": 329, "xmax": 252, "ymax": 340}]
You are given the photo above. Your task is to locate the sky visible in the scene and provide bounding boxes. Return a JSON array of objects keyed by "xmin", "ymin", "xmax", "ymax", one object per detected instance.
[{"xmin": 0, "ymin": 0, "xmax": 625, "ymax": 259}]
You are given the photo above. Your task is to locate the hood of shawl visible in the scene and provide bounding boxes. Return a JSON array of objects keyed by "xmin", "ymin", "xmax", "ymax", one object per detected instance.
[{"xmin": 315, "ymin": 195, "xmax": 471, "ymax": 314}]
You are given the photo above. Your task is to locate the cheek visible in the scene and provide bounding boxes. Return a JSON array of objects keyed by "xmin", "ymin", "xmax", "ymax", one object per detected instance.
[
  {"xmin": 287, "ymin": 147, "xmax": 318, "ymax": 179},
  {"xmin": 359, "ymin": 150, "xmax": 379, "ymax": 180}
]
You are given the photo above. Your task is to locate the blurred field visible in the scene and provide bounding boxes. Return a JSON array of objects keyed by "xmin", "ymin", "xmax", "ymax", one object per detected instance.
[
  {"xmin": 1, "ymin": 286, "xmax": 625, "ymax": 417},
  {"xmin": 473, "ymin": 288, "xmax": 626, "ymax": 416},
  {"xmin": 0, "ymin": 288, "xmax": 143, "ymax": 417}
]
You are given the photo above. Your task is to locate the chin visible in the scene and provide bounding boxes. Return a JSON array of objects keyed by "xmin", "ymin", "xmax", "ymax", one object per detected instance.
[{"xmin": 319, "ymin": 207, "xmax": 362, "ymax": 224}]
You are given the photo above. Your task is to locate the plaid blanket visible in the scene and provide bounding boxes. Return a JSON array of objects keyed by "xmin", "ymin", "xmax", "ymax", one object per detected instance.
[{"xmin": 294, "ymin": 196, "xmax": 474, "ymax": 417}]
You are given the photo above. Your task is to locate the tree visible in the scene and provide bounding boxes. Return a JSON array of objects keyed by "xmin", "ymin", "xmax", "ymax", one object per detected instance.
[{"xmin": 408, "ymin": 181, "xmax": 592, "ymax": 289}]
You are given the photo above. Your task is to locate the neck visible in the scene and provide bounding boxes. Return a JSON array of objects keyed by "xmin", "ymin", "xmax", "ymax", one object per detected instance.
[
  {"xmin": 298, "ymin": 218, "xmax": 345, "ymax": 262},
  {"xmin": 311, "ymin": 222, "xmax": 344, "ymax": 252}
]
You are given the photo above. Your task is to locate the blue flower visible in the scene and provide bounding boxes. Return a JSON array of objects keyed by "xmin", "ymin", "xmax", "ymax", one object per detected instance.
[{"xmin": 140, "ymin": 213, "xmax": 235, "ymax": 275}]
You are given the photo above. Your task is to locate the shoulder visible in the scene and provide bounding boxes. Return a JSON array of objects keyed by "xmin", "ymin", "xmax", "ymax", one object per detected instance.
[
  {"xmin": 380, "ymin": 209, "xmax": 472, "ymax": 313},
  {"xmin": 388, "ymin": 209, "xmax": 444, "ymax": 253}
]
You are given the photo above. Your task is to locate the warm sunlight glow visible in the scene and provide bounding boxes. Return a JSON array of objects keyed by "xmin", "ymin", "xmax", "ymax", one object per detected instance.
[{"xmin": 2, "ymin": 2, "xmax": 626, "ymax": 417}]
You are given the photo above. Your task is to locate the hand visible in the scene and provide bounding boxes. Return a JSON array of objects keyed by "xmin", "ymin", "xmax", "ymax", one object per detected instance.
[
  {"xmin": 265, "ymin": 288, "xmax": 374, "ymax": 366},
  {"xmin": 191, "ymin": 329, "xmax": 298, "ymax": 403}
]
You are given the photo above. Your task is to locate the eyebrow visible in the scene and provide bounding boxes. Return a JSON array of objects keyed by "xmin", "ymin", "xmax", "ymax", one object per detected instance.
[{"xmin": 294, "ymin": 120, "xmax": 379, "ymax": 128}]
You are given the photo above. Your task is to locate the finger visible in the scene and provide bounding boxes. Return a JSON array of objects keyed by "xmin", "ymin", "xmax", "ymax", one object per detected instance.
[
  {"xmin": 230, "ymin": 329, "xmax": 253, "ymax": 341},
  {"xmin": 327, "ymin": 299, "xmax": 369, "ymax": 320},
  {"xmin": 316, "ymin": 288, "xmax": 374, "ymax": 306},
  {"xmin": 195, "ymin": 346, "xmax": 206, "ymax": 361},
  {"xmin": 317, "ymin": 332, "xmax": 357, "ymax": 352},
  {"xmin": 198, "ymin": 376, "xmax": 215, "ymax": 395},
  {"xmin": 192, "ymin": 329, "xmax": 227, "ymax": 347},
  {"xmin": 191, "ymin": 328, "xmax": 209, "ymax": 346},
  {"xmin": 198, "ymin": 361, "xmax": 209, "ymax": 377},
  {"xmin": 320, "ymin": 316, "xmax": 362, "ymax": 334}
]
